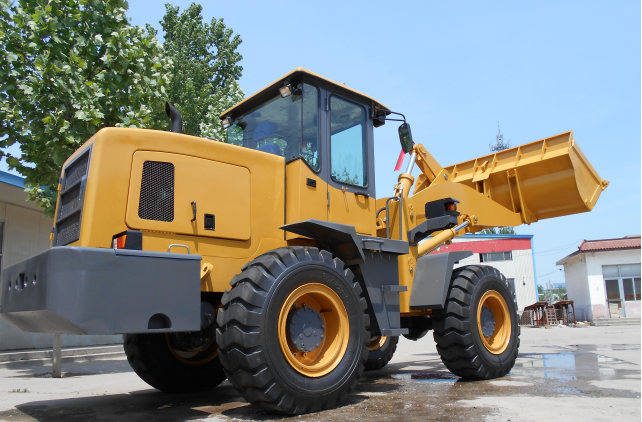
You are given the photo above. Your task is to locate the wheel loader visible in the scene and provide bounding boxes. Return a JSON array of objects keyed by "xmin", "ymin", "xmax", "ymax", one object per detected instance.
[{"xmin": 0, "ymin": 68, "xmax": 608, "ymax": 414}]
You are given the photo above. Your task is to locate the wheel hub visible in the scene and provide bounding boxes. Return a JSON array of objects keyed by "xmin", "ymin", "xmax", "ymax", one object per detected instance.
[
  {"xmin": 289, "ymin": 305, "xmax": 325, "ymax": 353},
  {"xmin": 480, "ymin": 306, "xmax": 496, "ymax": 337}
]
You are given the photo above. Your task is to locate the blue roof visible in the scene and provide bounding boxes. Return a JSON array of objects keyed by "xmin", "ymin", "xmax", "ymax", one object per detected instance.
[{"xmin": 0, "ymin": 170, "xmax": 25, "ymax": 189}]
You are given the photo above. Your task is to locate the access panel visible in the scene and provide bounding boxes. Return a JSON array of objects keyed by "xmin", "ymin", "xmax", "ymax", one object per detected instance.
[{"xmin": 126, "ymin": 151, "xmax": 251, "ymax": 240}]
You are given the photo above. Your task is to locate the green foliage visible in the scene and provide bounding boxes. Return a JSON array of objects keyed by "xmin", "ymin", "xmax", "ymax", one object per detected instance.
[
  {"xmin": 160, "ymin": 3, "xmax": 244, "ymax": 140},
  {"xmin": 0, "ymin": 0, "xmax": 170, "ymax": 215},
  {"xmin": 480, "ymin": 227, "xmax": 516, "ymax": 235},
  {"xmin": 332, "ymin": 168, "xmax": 360, "ymax": 185}
]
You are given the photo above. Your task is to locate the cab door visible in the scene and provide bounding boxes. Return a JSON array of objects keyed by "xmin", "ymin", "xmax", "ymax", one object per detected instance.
[{"xmin": 326, "ymin": 95, "xmax": 375, "ymax": 235}]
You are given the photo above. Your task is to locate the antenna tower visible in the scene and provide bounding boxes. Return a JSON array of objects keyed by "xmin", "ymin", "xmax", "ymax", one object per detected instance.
[{"xmin": 490, "ymin": 122, "xmax": 511, "ymax": 152}]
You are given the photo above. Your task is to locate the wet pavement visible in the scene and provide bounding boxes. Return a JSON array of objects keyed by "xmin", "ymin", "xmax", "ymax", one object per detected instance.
[{"xmin": 0, "ymin": 325, "xmax": 639, "ymax": 421}]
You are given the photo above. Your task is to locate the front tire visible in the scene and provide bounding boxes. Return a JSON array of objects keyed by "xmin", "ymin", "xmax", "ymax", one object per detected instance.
[
  {"xmin": 432, "ymin": 265, "xmax": 519, "ymax": 379},
  {"xmin": 216, "ymin": 247, "xmax": 369, "ymax": 414}
]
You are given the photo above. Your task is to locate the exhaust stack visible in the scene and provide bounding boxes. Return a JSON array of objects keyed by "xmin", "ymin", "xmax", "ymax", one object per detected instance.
[{"xmin": 165, "ymin": 102, "xmax": 183, "ymax": 133}]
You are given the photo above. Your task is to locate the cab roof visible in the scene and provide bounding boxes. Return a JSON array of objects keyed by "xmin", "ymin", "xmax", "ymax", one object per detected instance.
[{"xmin": 219, "ymin": 68, "xmax": 390, "ymax": 121}]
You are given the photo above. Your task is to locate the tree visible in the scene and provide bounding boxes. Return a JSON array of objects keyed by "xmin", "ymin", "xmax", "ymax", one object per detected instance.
[
  {"xmin": 0, "ymin": 0, "xmax": 170, "ymax": 215},
  {"xmin": 480, "ymin": 227, "xmax": 516, "ymax": 235},
  {"xmin": 160, "ymin": 3, "xmax": 244, "ymax": 140}
]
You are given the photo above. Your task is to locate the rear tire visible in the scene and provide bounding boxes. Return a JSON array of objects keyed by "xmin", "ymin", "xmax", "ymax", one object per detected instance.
[
  {"xmin": 216, "ymin": 247, "xmax": 369, "ymax": 414},
  {"xmin": 432, "ymin": 265, "xmax": 519, "ymax": 380},
  {"xmin": 364, "ymin": 335, "xmax": 398, "ymax": 371},
  {"xmin": 123, "ymin": 325, "xmax": 226, "ymax": 393}
]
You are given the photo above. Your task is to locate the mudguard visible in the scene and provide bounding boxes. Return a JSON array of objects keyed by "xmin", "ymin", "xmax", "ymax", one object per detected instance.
[{"xmin": 409, "ymin": 251, "xmax": 473, "ymax": 310}]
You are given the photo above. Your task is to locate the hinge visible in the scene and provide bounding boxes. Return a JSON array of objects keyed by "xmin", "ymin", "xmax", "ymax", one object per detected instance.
[
  {"xmin": 325, "ymin": 98, "xmax": 329, "ymax": 112},
  {"xmin": 327, "ymin": 191, "xmax": 330, "ymax": 206}
]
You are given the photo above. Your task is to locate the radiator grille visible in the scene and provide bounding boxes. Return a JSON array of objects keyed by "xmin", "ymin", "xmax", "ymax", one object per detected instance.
[
  {"xmin": 57, "ymin": 184, "xmax": 82, "ymax": 220},
  {"xmin": 138, "ymin": 161, "xmax": 175, "ymax": 222},
  {"xmin": 55, "ymin": 213, "xmax": 81, "ymax": 246},
  {"xmin": 54, "ymin": 148, "xmax": 91, "ymax": 246},
  {"xmin": 63, "ymin": 153, "xmax": 89, "ymax": 189}
]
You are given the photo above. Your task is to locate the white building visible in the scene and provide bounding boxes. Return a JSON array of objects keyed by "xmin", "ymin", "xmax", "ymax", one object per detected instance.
[
  {"xmin": 0, "ymin": 170, "xmax": 121, "ymax": 350},
  {"xmin": 432, "ymin": 234, "xmax": 538, "ymax": 310},
  {"xmin": 556, "ymin": 236, "xmax": 641, "ymax": 320}
]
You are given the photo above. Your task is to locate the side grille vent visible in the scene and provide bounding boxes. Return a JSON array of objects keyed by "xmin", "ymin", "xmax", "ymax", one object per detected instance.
[
  {"xmin": 138, "ymin": 161, "xmax": 175, "ymax": 222},
  {"xmin": 54, "ymin": 148, "xmax": 91, "ymax": 246},
  {"xmin": 63, "ymin": 153, "xmax": 89, "ymax": 189}
]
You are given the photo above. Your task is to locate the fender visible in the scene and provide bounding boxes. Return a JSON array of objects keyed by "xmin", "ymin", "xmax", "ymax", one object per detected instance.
[
  {"xmin": 281, "ymin": 220, "xmax": 410, "ymax": 336},
  {"xmin": 409, "ymin": 251, "xmax": 473, "ymax": 310}
]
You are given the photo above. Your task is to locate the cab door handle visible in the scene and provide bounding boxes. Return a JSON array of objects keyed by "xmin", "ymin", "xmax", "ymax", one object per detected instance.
[{"xmin": 191, "ymin": 201, "xmax": 197, "ymax": 222}]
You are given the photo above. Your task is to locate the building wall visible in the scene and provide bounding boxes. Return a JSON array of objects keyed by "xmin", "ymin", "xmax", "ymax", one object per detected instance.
[
  {"xmin": 0, "ymin": 197, "xmax": 122, "ymax": 351},
  {"xmin": 563, "ymin": 255, "xmax": 591, "ymax": 321},
  {"xmin": 584, "ymin": 249, "xmax": 641, "ymax": 319}
]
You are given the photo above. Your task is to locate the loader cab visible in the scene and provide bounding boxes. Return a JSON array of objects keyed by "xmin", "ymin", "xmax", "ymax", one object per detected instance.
[{"xmin": 220, "ymin": 68, "xmax": 390, "ymax": 236}]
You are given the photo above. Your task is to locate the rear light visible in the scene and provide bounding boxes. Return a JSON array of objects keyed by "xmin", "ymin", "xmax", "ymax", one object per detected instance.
[
  {"xmin": 111, "ymin": 231, "xmax": 143, "ymax": 250},
  {"xmin": 113, "ymin": 234, "xmax": 127, "ymax": 249}
]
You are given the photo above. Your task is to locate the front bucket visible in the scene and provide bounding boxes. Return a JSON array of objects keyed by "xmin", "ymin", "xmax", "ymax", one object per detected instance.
[{"xmin": 445, "ymin": 131, "xmax": 608, "ymax": 223}]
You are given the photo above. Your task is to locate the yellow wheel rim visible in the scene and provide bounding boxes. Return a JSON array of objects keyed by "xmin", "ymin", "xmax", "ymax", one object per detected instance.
[
  {"xmin": 278, "ymin": 283, "xmax": 349, "ymax": 377},
  {"xmin": 367, "ymin": 335, "xmax": 388, "ymax": 352},
  {"xmin": 166, "ymin": 333, "xmax": 218, "ymax": 365},
  {"xmin": 476, "ymin": 290, "xmax": 512, "ymax": 355}
]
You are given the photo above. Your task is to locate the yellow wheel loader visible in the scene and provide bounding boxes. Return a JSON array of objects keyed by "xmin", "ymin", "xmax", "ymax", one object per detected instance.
[{"xmin": 0, "ymin": 69, "xmax": 608, "ymax": 414}]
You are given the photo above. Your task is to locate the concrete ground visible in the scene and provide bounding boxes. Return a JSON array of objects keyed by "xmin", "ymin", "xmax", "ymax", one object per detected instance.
[{"xmin": 0, "ymin": 325, "xmax": 639, "ymax": 422}]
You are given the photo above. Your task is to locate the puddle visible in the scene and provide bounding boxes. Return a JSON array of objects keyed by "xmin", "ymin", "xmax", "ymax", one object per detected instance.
[
  {"xmin": 518, "ymin": 352, "xmax": 630, "ymax": 381},
  {"xmin": 392, "ymin": 372, "xmax": 460, "ymax": 382}
]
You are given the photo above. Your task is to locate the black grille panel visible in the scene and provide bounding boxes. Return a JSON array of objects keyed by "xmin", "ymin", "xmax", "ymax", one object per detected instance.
[
  {"xmin": 58, "ymin": 184, "xmax": 82, "ymax": 220},
  {"xmin": 54, "ymin": 148, "xmax": 91, "ymax": 246},
  {"xmin": 138, "ymin": 161, "xmax": 175, "ymax": 222},
  {"xmin": 63, "ymin": 153, "xmax": 89, "ymax": 189},
  {"xmin": 55, "ymin": 213, "xmax": 81, "ymax": 246}
]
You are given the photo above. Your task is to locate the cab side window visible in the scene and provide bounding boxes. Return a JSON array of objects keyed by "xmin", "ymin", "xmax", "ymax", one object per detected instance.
[{"xmin": 330, "ymin": 97, "xmax": 367, "ymax": 186}]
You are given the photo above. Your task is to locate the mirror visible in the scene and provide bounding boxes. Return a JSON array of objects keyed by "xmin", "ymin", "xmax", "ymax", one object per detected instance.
[{"xmin": 398, "ymin": 123, "xmax": 414, "ymax": 154}]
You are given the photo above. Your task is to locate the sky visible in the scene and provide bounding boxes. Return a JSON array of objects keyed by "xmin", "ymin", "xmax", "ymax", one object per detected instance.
[{"xmin": 2, "ymin": 1, "xmax": 640, "ymax": 289}]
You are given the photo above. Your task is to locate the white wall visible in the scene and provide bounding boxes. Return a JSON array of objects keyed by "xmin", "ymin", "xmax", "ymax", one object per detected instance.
[
  {"xmin": 563, "ymin": 255, "xmax": 591, "ymax": 320},
  {"xmin": 585, "ymin": 249, "xmax": 641, "ymax": 319}
]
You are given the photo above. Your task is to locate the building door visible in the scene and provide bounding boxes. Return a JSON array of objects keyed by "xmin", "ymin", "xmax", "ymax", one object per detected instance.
[
  {"xmin": 603, "ymin": 264, "xmax": 642, "ymax": 319},
  {"xmin": 604, "ymin": 278, "xmax": 623, "ymax": 318}
]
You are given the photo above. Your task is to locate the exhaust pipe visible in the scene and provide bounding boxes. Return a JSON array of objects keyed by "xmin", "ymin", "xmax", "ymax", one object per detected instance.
[{"xmin": 165, "ymin": 102, "xmax": 183, "ymax": 133}]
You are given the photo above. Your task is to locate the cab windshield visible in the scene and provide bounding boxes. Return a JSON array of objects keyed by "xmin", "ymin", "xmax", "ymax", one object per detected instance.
[{"xmin": 226, "ymin": 83, "xmax": 319, "ymax": 171}]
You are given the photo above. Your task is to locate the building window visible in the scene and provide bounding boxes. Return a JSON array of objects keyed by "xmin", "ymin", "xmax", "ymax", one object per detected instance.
[
  {"xmin": 602, "ymin": 264, "xmax": 641, "ymax": 302},
  {"xmin": 480, "ymin": 251, "xmax": 512, "ymax": 262}
]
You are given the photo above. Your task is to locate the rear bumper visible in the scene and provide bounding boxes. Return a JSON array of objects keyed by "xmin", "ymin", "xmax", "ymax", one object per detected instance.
[{"xmin": 0, "ymin": 247, "xmax": 202, "ymax": 335}]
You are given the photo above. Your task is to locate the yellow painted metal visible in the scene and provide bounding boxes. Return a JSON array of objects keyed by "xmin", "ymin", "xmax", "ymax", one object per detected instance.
[
  {"xmin": 55, "ymin": 128, "xmax": 289, "ymax": 293},
  {"xmin": 476, "ymin": 290, "xmax": 511, "ymax": 355},
  {"xmin": 285, "ymin": 159, "xmax": 328, "ymax": 240},
  {"xmin": 381, "ymin": 131, "xmax": 606, "ymax": 313},
  {"xmin": 434, "ymin": 131, "xmax": 608, "ymax": 224},
  {"xmin": 367, "ymin": 335, "xmax": 388, "ymax": 352},
  {"xmin": 327, "ymin": 184, "xmax": 375, "ymax": 236},
  {"xmin": 126, "ymin": 151, "xmax": 251, "ymax": 241},
  {"xmin": 278, "ymin": 283, "xmax": 349, "ymax": 377}
]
